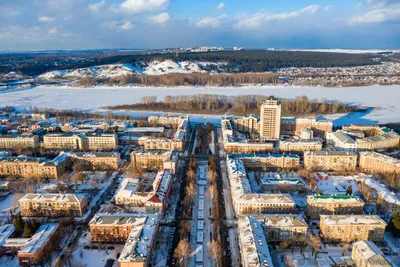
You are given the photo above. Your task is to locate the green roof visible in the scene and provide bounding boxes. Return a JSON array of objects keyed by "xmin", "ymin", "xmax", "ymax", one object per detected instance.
[{"xmin": 314, "ymin": 195, "xmax": 358, "ymax": 200}]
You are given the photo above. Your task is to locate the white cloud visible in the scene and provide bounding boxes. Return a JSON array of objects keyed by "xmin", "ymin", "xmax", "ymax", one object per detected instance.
[
  {"xmin": 192, "ymin": 15, "xmax": 227, "ymax": 28},
  {"xmin": 366, "ymin": 0, "xmax": 398, "ymax": 6},
  {"xmin": 48, "ymin": 27, "xmax": 57, "ymax": 35},
  {"xmin": 324, "ymin": 5, "xmax": 334, "ymax": 12},
  {"xmin": 120, "ymin": 20, "xmax": 135, "ymax": 30},
  {"xmin": 234, "ymin": 5, "xmax": 320, "ymax": 29},
  {"xmin": 4, "ymin": 8, "xmax": 20, "ymax": 17},
  {"xmin": 351, "ymin": 5, "xmax": 400, "ymax": 23},
  {"xmin": 119, "ymin": 0, "xmax": 170, "ymax": 14},
  {"xmin": 147, "ymin": 13, "xmax": 172, "ymax": 24},
  {"xmin": 89, "ymin": 0, "xmax": 106, "ymax": 12},
  {"xmin": 217, "ymin": 2, "xmax": 225, "ymax": 10},
  {"xmin": 38, "ymin": 16, "xmax": 55, "ymax": 22}
]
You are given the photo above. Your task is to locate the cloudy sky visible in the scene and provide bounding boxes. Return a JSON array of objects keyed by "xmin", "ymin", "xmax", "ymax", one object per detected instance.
[{"xmin": 1, "ymin": 0, "xmax": 400, "ymax": 50}]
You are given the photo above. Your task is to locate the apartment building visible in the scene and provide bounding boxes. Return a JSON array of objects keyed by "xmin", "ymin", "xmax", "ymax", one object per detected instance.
[
  {"xmin": 19, "ymin": 193, "xmax": 88, "ymax": 217},
  {"xmin": 130, "ymin": 149, "xmax": 171, "ymax": 170},
  {"xmin": 359, "ymin": 151, "xmax": 400, "ymax": 175},
  {"xmin": 362, "ymin": 178, "xmax": 400, "ymax": 220},
  {"xmin": 143, "ymin": 138, "xmax": 183, "ymax": 151},
  {"xmin": 18, "ymin": 224, "xmax": 59, "ymax": 266},
  {"xmin": 69, "ymin": 151, "xmax": 121, "ymax": 170},
  {"xmin": 227, "ymin": 153, "xmax": 300, "ymax": 170},
  {"xmin": 356, "ymin": 132, "xmax": 399, "ymax": 151},
  {"xmin": 352, "ymin": 241, "xmax": 392, "ymax": 267},
  {"xmin": 89, "ymin": 213, "xmax": 158, "ymax": 267},
  {"xmin": 234, "ymin": 114, "xmax": 260, "ymax": 135},
  {"xmin": 43, "ymin": 132, "xmax": 118, "ymax": 150},
  {"xmin": 224, "ymin": 141, "xmax": 274, "ymax": 154},
  {"xmin": 320, "ymin": 215, "xmax": 387, "ymax": 243},
  {"xmin": 0, "ymin": 134, "xmax": 39, "ymax": 149},
  {"xmin": 259, "ymin": 98, "xmax": 281, "ymax": 140},
  {"xmin": 281, "ymin": 117, "xmax": 333, "ymax": 137},
  {"xmin": 260, "ymin": 177, "xmax": 306, "ymax": 192},
  {"xmin": 326, "ymin": 131, "xmax": 357, "ymax": 153},
  {"xmin": 304, "ymin": 151, "xmax": 357, "ymax": 172},
  {"xmin": 227, "ymin": 159, "xmax": 295, "ymax": 215},
  {"xmin": 238, "ymin": 216, "xmax": 273, "ymax": 267},
  {"xmin": 248, "ymin": 214, "xmax": 308, "ymax": 242},
  {"xmin": 279, "ymin": 139, "xmax": 322, "ymax": 153},
  {"xmin": 306, "ymin": 195, "xmax": 365, "ymax": 220},
  {"xmin": 0, "ymin": 153, "xmax": 70, "ymax": 179},
  {"xmin": 147, "ymin": 115, "xmax": 189, "ymax": 127}
]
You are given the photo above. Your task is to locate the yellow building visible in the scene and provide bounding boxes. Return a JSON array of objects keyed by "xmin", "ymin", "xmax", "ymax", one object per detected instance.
[
  {"xmin": 147, "ymin": 115, "xmax": 188, "ymax": 126},
  {"xmin": 130, "ymin": 149, "xmax": 171, "ymax": 170},
  {"xmin": 279, "ymin": 139, "xmax": 322, "ymax": 153},
  {"xmin": 0, "ymin": 135, "xmax": 39, "ymax": 149},
  {"xmin": 228, "ymin": 154, "xmax": 300, "ymax": 170},
  {"xmin": 19, "ymin": 193, "xmax": 88, "ymax": 217},
  {"xmin": 234, "ymin": 115, "xmax": 260, "ymax": 135},
  {"xmin": 320, "ymin": 215, "xmax": 387, "ymax": 243},
  {"xmin": 281, "ymin": 117, "xmax": 333, "ymax": 137},
  {"xmin": 43, "ymin": 132, "xmax": 118, "ymax": 151},
  {"xmin": 356, "ymin": 132, "xmax": 399, "ymax": 151},
  {"xmin": 352, "ymin": 241, "xmax": 392, "ymax": 267},
  {"xmin": 359, "ymin": 151, "xmax": 400, "ymax": 175},
  {"xmin": 304, "ymin": 151, "xmax": 357, "ymax": 172},
  {"xmin": 69, "ymin": 151, "xmax": 120, "ymax": 170},
  {"xmin": 306, "ymin": 195, "xmax": 365, "ymax": 219},
  {"xmin": 143, "ymin": 138, "xmax": 183, "ymax": 151}
]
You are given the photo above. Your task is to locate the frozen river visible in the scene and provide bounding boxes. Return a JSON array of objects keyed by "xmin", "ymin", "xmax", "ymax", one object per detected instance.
[{"xmin": 0, "ymin": 85, "xmax": 399, "ymax": 126}]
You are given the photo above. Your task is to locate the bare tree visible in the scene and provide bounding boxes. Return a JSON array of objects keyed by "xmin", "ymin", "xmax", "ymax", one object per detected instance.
[
  {"xmin": 209, "ymin": 240, "xmax": 221, "ymax": 267},
  {"xmin": 173, "ymin": 239, "xmax": 192, "ymax": 267}
]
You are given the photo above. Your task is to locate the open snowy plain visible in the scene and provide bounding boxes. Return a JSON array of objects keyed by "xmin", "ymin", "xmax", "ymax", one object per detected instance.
[{"xmin": 0, "ymin": 85, "xmax": 399, "ymax": 126}]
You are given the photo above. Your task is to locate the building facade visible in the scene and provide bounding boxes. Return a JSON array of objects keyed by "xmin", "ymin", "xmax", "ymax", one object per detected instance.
[
  {"xmin": 281, "ymin": 117, "xmax": 333, "ymax": 137},
  {"xmin": 351, "ymin": 241, "xmax": 392, "ymax": 267},
  {"xmin": 279, "ymin": 139, "xmax": 322, "ymax": 153},
  {"xmin": 43, "ymin": 132, "xmax": 118, "ymax": 150},
  {"xmin": 320, "ymin": 215, "xmax": 387, "ymax": 243},
  {"xmin": 304, "ymin": 151, "xmax": 357, "ymax": 172},
  {"xmin": 228, "ymin": 154, "xmax": 300, "ymax": 170},
  {"xmin": 359, "ymin": 151, "xmax": 400, "ymax": 175},
  {"xmin": 19, "ymin": 193, "xmax": 88, "ymax": 217},
  {"xmin": 259, "ymin": 98, "xmax": 281, "ymax": 140},
  {"xmin": 306, "ymin": 195, "xmax": 365, "ymax": 220},
  {"xmin": 0, "ymin": 135, "xmax": 39, "ymax": 149}
]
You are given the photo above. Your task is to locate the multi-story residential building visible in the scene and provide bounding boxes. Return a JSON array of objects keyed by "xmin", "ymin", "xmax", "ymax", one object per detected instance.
[
  {"xmin": 162, "ymin": 150, "xmax": 179, "ymax": 174},
  {"xmin": 43, "ymin": 132, "xmax": 118, "ymax": 150},
  {"xmin": 359, "ymin": 151, "xmax": 400, "ymax": 175},
  {"xmin": 18, "ymin": 224, "xmax": 59, "ymax": 266},
  {"xmin": 304, "ymin": 151, "xmax": 357, "ymax": 171},
  {"xmin": 259, "ymin": 98, "xmax": 281, "ymax": 140},
  {"xmin": 326, "ymin": 131, "xmax": 357, "ymax": 153},
  {"xmin": 224, "ymin": 141, "xmax": 274, "ymax": 154},
  {"xmin": 68, "ymin": 151, "xmax": 121, "ymax": 170},
  {"xmin": 130, "ymin": 149, "xmax": 171, "ymax": 170},
  {"xmin": 362, "ymin": 178, "xmax": 400, "ymax": 220},
  {"xmin": 227, "ymin": 159, "xmax": 295, "ymax": 215},
  {"xmin": 19, "ymin": 193, "xmax": 88, "ymax": 217},
  {"xmin": 320, "ymin": 215, "xmax": 387, "ymax": 243},
  {"xmin": 306, "ymin": 195, "xmax": 365, "ymax": 219},
  {"xmin": 281, "ymin": 117, "xmax": 333, "ymax": 137},
  {"xmin": 342, "ymin": 124, "xmax": 381, "ymax": 134},
  {"xmin": 248, "ymin": 214, "xmax": 308, "ymax": 242},
  {"xmin": 279, "ymin": 138, "xmax": 322, "ymax": 153},
  {"xmin": 260, "ymin": 176, "xmax": 306, "ymax": 192},
  {"xmin": 300, "ymin": 127, "xmax": 314, "ymax": 140},
  {"xmin": 115, "ymin": 169, "xmax": 173, "ymax": 214},
  {"xmin": 352, "ymin": 241, "xmax": 392, "ymax": 267},
  {"xmin": 0, "ymin": 153, "xmax": 71, "ymax": 179},
  {"xmin": 147, "ymin": 115, "xmax": 189, "ymax": 127},
  {"xmin": 228, "ymin": 154, "xmax": 300, "ymax": 170},
  {"xmin": 143, "ymin": 138, "xmax": 183, "ymax": 151},
  {"xmin": 238, "ymin": 216, "xmax": 273, "ymax": 267},
  {"xmin": 356, "ymin": 132, "xmax": 399, "ymax": 151},
  {"xmin": 234, "ymin": 114, "xmax": 260, "ymax": 135},
  {"xmin": 89, "ymin": 213, "xmax": 158, "ymax": 267},
  {"xmin": 0, "ymin": 134, "xmax": 39, "ymax": 149}
]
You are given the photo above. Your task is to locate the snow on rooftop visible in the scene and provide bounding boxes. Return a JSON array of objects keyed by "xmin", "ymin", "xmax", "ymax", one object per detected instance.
[
  {"xmin": 238, "ymin": 216, "xmax": 273, "ymax": 267},
  {"xmin": 248, "ymin": 214, "xmax": 307, "ymax": 228},
  {"xmin": 364, "ymin": 178, "xmax": 400, "ymax": 206},
  {"xmin": 352, "ymin": 240, "xmax": 385, "ymax": 261},
  {"xmin": 0, "ymin": 224, "xmax": 15, "ymax": 247},
  {"xmin": 307, "ymin": 195, "xmax": 364, "ymax": 204},
  {"xmin": 320, "ymin": 215, "xmax": 386, "ymax": 226},
  {"xmin": 19, "ymin": 193, "xmax": 85, "ymax": 203},
  {"xmin": 20, "ymin": 224, "xmax": 58, "ymax": 254}
]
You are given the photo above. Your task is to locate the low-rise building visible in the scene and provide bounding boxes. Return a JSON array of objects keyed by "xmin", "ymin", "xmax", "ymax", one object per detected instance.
[
  {"xmin": 43, "ymin": 132, "xmax": 118, "ymax": 150},
  {"xmin": 148, "ymin": 115, "xmax": 189, "ymax": 126},
  {"xmin": 19, "ymin": 193, "xmax": 88, "ymax": 217},
  {"xmin": 352, "ymin": 240, "xmax": 392, "ymax": 267},
  {"xmin": 306, "ymin": 195, "xmax": 365, "ymax": 220},
  {"xmin": 359, "ymin": 151, "xmax": 400, "ymax": 175},
  {"xmin": 279, "ymin": 138, "xmax": 322, "ymax": 153},
  {"xmin": 143, "ymin": 138, "xmax": 183, "ymax": 151},
  {"xmin": 0, "ymin": 224, "xmax": 15, "ymax": 253},
  {"xmin": 234, "ymin": 114, "xmax": 260, "ymax": 135},
  {"xmin": 0, "ymin": 134, "xmax": 39, "ymax": 149},
  {"xmin": 320, "ymin": 215, "xmax": 387, "ymax": 243},
  {"xmin": 326, "ymin": 131, "xmax": 357, "ymax": 153},
  {"xmin": 130, "ymin": 149, "xmax": 171, "ymax": 170},
  {"xmin": 356, "ymin": 132, "xmax": 399, "ymax": 151},
  {"xmin": 89, "ymin": 213, "xmax": 158, "ymax": 267},
  {"xmin": 228, "ymin": 153, "xmax": 300, "ymax": 170},
  {"xmin": 281, "ymin": 117, "xmax": 333, "ymax": 137},
  {"xmin": 248, "ymin": 214, "xmax": 308, "ymax": 242},
  {"xmin": 362, "ymin": 178, "xmax": 400, "ymax": 220},
  {"xmin": 238, "ymin": 216, "xmax": 273, "ymax": 267},
  {"xmin": 18, "ymin": 224, "xmax": 59, "ymax": 266},
  {"xmin": 260, "ymin": 176, "xmax": 306, "ymax": 192},
  {"xmin": 304, "ymin": 151, "xmax": 357, "ymax": 172},
  {"xmin": 69, "ymin": 151, "xmax": 121, "ymax": 170}
]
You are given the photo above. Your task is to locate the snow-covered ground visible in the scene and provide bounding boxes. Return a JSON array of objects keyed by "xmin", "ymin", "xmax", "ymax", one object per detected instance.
[{"xmin": 1, "ymin": 85, "xmax": 399, "ymax": 126}]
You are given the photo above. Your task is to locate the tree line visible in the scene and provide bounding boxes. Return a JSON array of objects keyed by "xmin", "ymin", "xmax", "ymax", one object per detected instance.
[{"xmin": 103, "ymin": 94, "xmax": 355, "ymax": 116}]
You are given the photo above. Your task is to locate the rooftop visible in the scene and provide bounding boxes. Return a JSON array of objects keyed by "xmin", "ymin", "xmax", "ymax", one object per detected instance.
[
  {"xmin": 307, "ymin": 195, "xmax": 364, "ymax": 204},
  {"xmin": 20, "ymin": 224, "xmax": 58, "ymax": 254},
  {"xmin": 320, "ymin": 215, "xmax": 387, "ymax": 226},
  {"xmin": 364, "ymin": 178, "xmax": 400, "ymax": 206},
  {"xmin": 19, "ymin": 193, "xmax": 86, "ymax": 203},
  {"xmin": 0, "ymin": 224, "xmax": 15, "ymax": 247},
  {"xmin": 248, "ymin": 214, "xmax": 308, "ymax": 228}
]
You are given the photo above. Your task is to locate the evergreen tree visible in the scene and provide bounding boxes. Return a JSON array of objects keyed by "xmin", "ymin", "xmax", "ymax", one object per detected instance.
[
  {"xmin": 346, "ymin": 185, "xmax": 353, "ymax": 196},
  {"xmin": 23, "ymin": 221, "xmax": 33, "ymax": 238},
  {"xmin": 13, "ymin": 215, "xmax": 24, "ymax": 235}
]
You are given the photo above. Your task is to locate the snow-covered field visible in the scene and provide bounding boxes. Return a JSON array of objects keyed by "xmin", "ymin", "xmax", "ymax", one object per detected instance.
[{"xmin": 0, "ymin": 85, "xmax": 399, "ymax": 126}]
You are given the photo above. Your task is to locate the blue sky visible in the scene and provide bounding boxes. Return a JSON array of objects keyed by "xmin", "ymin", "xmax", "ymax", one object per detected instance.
[{"xmin": 1, "ymin": 0, "xmax": 399, "ymax": 50}]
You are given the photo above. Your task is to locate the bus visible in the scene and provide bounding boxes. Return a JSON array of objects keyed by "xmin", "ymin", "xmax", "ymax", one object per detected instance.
[{"xmin": 195, "ymin": 245, "xmax": 204, "ymax": 263}]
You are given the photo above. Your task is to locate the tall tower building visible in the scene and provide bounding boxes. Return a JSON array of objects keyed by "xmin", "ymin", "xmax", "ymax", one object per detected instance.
[{"xmin": 259, "ymin": 98, "xmax": 281, "ymax": 139}]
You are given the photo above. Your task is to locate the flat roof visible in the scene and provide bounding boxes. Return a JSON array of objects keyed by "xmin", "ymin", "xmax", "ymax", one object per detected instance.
[
  {"xmin": 20, "ymin": 224, "xmax": 58, "ymax": 254},
  {"xmin": 320, "ymin": 215, "xmax": 387, "ymax": 226}
]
